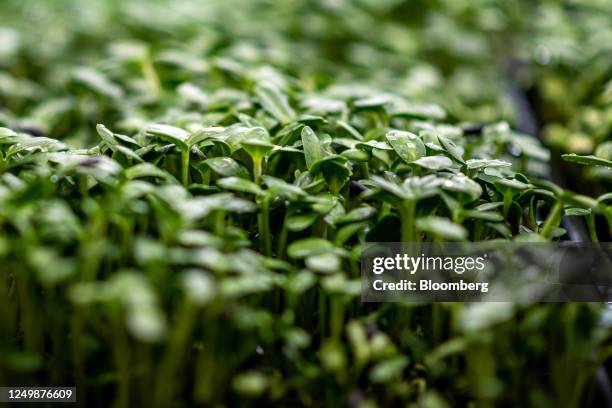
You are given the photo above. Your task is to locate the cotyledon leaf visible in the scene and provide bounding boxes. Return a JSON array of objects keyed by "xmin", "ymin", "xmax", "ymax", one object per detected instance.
[
  {"xmin": 124, "ymin": 163, "xmax": 176, "ymax": 182},
  {"xmin": 416, "ymin": 216, "xmax": 468, "ymax": 241},
  {"xmin": 254, "ymin": 81, "xmax": 296, "ymax": 124},
  {"xmin": 145, "ymin": 124, "xmax": 189, "ymax": 151},
  {"xmin": 114, "ymin": 145, "xmax": 143, "ymax": 162},
  {"xmin": 203, "ymin": 157, "xmax": 249, "ymax": 178},
  {"xmin": 262, "ymin": 175, "xmax": 307, "ymax": 198},
  {"xmin": 240, "ymin": 138, "xmax": 274, "ymax": 159},
  {"xmin": 287, "ymin": 238, "xmax": 335, "ymax": 259},
  {"xmin": 438, "ymin": 134, "xmax": 465, "ymax": 164},
  {"xmin": 73, "ymin": 67, "xmax": 123, "ymax": 99},
  {"xmin": 466, "ymin": 159, "xmax": 512, "ymax": 170},
  {"xmin": 334, "ymin": 206, "xmax": 376, "ymax": 224},
  {"xmin": 306, "ymin": 253, "xmax": 340, "ymax": 274},
  {"xmin": 441, "ymin": 174, "xmax": 482, "ymax": 202},
  {"xmin": 385, "ymin": 130, "xmax": 426, "ymax": 163},
  {"xmin": 217, "ymin": 176, "xmax": 265, "ymax": 196},
  {"xmin": 562, "ymin": 154, "xmax": 612, "ymax": 168},
  {"xmin": 96, "ymin": 124, "xmax": 117, "ymax": 148},
  {"xmin": 412, "ymin": 155, "xmax": 453, "ymax": 170},
  {"xmin": 286, "ymin": 213, "xmax": 319, "ymax": 232},
  {"xmin": 301, "ymin": 126, "xmax": 324, "ymax": 171}
]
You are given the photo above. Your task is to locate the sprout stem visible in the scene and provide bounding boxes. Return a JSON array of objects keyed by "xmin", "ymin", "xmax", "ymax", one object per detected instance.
[
  {"xmin": 540, "ymin": 200, "xmax": 563, "ymax": 239},
  {"xmin": 587, "ymin": 212, "xmax": 599, "ymax": 243},
  {"xmin": 502, "ymin": 192, "xmax": 513, "ymax": 217},
  {"xmin": 400, "ymin": 199, "xmax": 417, "ymax": 242},
  {"xmin": 181, "ymin": 149, "xmax": 190, "ymax": 186},
  {"xmin": 360, "ymin": 163, "xmax": 370, "ymax": 179},
  {"xmin": 252, "ymin": 156, "xmax": 263, "ymax": 185},
  {"xmin": 277, "ymin": 222, "xmax": 288, "ymax": 258},
  {"xmin": 262, "ymin": 196, "xmax": 271, "ymax": 256}
]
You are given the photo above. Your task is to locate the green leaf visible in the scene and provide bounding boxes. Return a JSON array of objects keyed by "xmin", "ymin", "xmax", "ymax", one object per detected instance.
[
  {"xmin": 301, "ymin": 126, "xmax": 324, "ymax": 171},
  {"xmin": 181, "ymin": 269, "xmax": 216, "ymax": 306},
  {"xmin": 441, "ymin": 174, "xmax": 482, "ymax": 202},
  {"xmin": 186, "ymin": 126, "xmax": 225, "ymax": 146},
  {"xmin": 353, "ymin": 95, "xmax": 390, "ymax": 110},
  {"xmin": 512, "ymin": 133, "xmax": 550, "ymax": 161},
  {"xmin": 306, "ymin": 252, "xmax": 340, "ymax": 274},
  {"xmin": 487, "ymin": 222, "xmax": 512, "ymax": 238},
  {"xmin": 262, "ymin": 175, "xmax": 307, "ymax": 199},
  {"xmin": 145, "ymin": 124, "xmax": 189, "ymax": 151},
  {"xmin": 114, "ymin": 145, "xmax": 143, "ymax": 162},
  {"xmin": 73, "ymin": 67, "xmax": 123, "ymax": 99},
  {"xmin": 0, "ymin": 127, "xmax": 17, "ymax": 138},
  {"xmin": 319, "ymin": 339, "xmax": 348, "ymax": 372},
  {"xmin": 124, "ymin": 163, "xmax": 175, "ymax": 182},
  {"xmin": 240, "ymin": 140, "xmax": 274, "ymax": 160},
  {"xmin": 284, "ymin": 271, "xmax": 316, "ymax": 294},
  {"xmin": 203, "ymin": 157, "xmax": 249, "ymax": 178},
  {"xmin": 355, "ymin": 140, "xmax": 393, "ymax": 151},
  {"xmin": 459, "ymin": 209, "xmax": 503, "ymax": 222},
  {"xmin": 465, "ymin": 159, "xmax": 512, "ymax": 170},
  {"xmin": 254, "ymin": 81, "xmax": 296, "ymax": 124},
  {"xmin": 402, "ymin": 175, "xmax": 444, "ymax": 201},
  {"xmin": 232, "ymin": 371, "xmax": 268, "ymax": 397},
  {"xmin": 564, "ymin": 207, "xmax": 591, "ymax": 216},
  {"xmin": 493, "ymin": 178, "xmax": 531, "ymax": 192},
  {"xmin": 389, "ymin": 101, "xmax": 446, "ymax": 120},
  {"xmin": 595, "ymin": 141, "xmax": 612, "ymax": 161},
  {"xmin": 217, "ymin": 176, "xmax": 265, "ymax": 196},
  {"xmin": 416, "ymin": 216, "xmax": 468, "ymax": 240},
  {"xmin": 561, "ymin": 192, "xmax": 598, "ymax": 209},
  {"xmin": 286, "ymin": 213, "xmax": 319, "ymax": 231},
  {"xmin": 287, "ymin": 238, "xmax": 334, "ymax": 259},
  {"xmin": 562, "ymin": 153, "xmax": 612, "ymax": 168},
  {"xmin": 412, "ymin": 155, "xmax": 453, "ymax": 170},
  {"xmin": 96, "ymin": 124, "xmax": 117, "ymax": 148},
  {"xmin": 598, "ymin": 192, "xmax": 612, "ymax": 204},
  {"xmin": 370, "ymin": 356, "xmax": 409, "ymax": 384},
  {"xmin": 298, "ymin": 114, "xmax": 327, "ymax": 125},
  {"xmin": 340, "ymin": 148, "xmax": 370, "ymax": 162},
  {"xmin": 336, "ymin": 120, "xmax": 363, "ymax": 140},
  {"xmin": 438, "ymin": 135, "xmax": 465, "ymax": 164},
  {"xmin": 334, "ymin": 206, "xmax": 376, "ymax": 224},
  {"xmin": 308, "ymin": 194, "xmax": 338, "ymax": 214},
  {"xmin": 273, "ymin": 122, "xmax": 305, "ymax": 146},
  {"xmin": 473, "ymin": 202, "xmax": 503, "ymax": 212},
  {"xmin": 369, "ymin": 175, "xmax": 409, "ymax": 200},
  {"xmin": 6, "ymin": 135, "xmax": 66, "ymax": 158},
  {"xmin": 334, "ymin": 222, "xmax": 368, "ymax": 245},
  {"xmin": 385, "ymin": 130, "xmax": 426, "ymax": 163},
  {"xmin": 320, "ymin": 159, "xmax": 351, "ymax": 194},
  {"xmin": 221, "ymin": 275, "xmax": 274, "ymax": 299},
  {"xmin": 178, "ymin": 230, "xmax": 224, "ymax": 248}
]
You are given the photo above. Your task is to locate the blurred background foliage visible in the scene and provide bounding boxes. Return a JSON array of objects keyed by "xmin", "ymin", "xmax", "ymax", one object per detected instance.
[{"xmin": 0, "ymin": 0, "xmax": 609, "ymax": 143}]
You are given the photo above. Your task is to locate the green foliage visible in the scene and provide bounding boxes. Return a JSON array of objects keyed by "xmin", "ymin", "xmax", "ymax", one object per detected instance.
[{"xmin": 0, "ymin": 0, "xmax": 610, "ymax": 407}]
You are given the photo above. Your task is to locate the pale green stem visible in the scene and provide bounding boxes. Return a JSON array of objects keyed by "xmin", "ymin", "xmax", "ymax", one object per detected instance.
[
  {"xmin": 540, "ymin": 200, "xmax": 563, "ymax": 239},
  {"xmin": 587, "ymin": 212, "xmax": 599, "ymax": 243},
  {"xmin": 400, "ymin": 199, "xmax": 417, "ymax": 243},
  {"xmin": 502, "ymin": 192, "xmax": 513, "ymax": 217},
  {"xmin": 181, "ymin": 149, "xmax": 190, "ymax": 187},
  {"xmin": 252, "ymin": 156, "xmax": 263, "ymax": 185},
  {"xmin": 261, "ymin": 196, "xmax": 271, "ymax": 256}
]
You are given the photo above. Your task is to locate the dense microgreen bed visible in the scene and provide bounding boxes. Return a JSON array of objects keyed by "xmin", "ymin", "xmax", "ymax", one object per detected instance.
[{"xmin": 0, "ymin": 0, "xmax": 611, "ymax": 407}]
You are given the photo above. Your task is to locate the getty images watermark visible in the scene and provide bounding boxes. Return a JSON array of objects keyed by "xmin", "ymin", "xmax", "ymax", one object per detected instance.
[{"xmin": 361, "ymin": 242, "xmax": 612, "ymax": 302}]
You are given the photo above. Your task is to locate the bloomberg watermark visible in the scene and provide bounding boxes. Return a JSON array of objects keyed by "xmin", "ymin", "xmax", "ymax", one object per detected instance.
[{"xmin": 361, "ymin": 242, "xmax": 612, "ymax": 302}]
